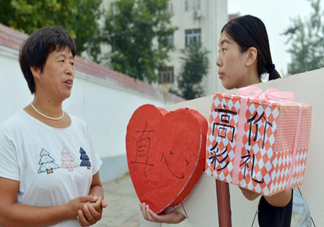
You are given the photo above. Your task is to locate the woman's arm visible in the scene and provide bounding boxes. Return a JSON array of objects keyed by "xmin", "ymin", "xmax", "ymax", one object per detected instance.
[
  {"xmin": 263, "ymin": 189, "xmax": 292, "ymax": 207},
  {"xmin": 88, "ymin": 172, "xmax": 105, "ymax": 199},
  {"xmin": 0, "ymin": 177, "xmax": 96, "ymax": 227},
  {"xmin": 239, "ymin": 187, "xmax": 260, "ymax": 201},
  {"xmin": 240, "ymin": 187, "xmax": 292, "ymax": 207}
]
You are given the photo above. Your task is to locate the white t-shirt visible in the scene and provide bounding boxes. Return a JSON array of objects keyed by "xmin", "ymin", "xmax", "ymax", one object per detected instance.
[{"xmin": 0, "ymin": 110, "xmax": 102, "ymax": 227}]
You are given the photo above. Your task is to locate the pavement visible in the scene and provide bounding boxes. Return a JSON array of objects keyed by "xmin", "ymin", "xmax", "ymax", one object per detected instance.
[
  {"xmin": 94, "ymin": 173, "xmax": 192, "ymax": 227},
  {"xmin": 93, "ymin": 174, "xmax": 312, "ymax": 227}
]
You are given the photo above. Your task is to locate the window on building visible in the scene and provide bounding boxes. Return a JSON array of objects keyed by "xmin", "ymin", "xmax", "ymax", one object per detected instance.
[
  {"xmin": 159, "ymin": 67, "xmax": 174, "ymax": 84},
  {"xmin": 168, "ymin": 2, "xmax": 173, "ymax": 14},
  {"xmin": 185, "ymin": 29, "xmax": 201, "ymax": 46},
  {"xmin": 111, "ymin": 2, "xmax": 119, "ymax": 15},
  {"xmin": 169, "ymin": 34, "xmax": 174, "ymax": 47},
  {"xmin": 185, "ymin": 0, "xmax": 201, "ymax": 11}
]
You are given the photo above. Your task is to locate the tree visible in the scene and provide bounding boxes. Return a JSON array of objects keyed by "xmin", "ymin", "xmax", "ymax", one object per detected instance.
[
  {"xmin": 283, "ymin": 0, "xmax": 324, "ymax": 75},
  {"xmin": 0, "ymin": 0, "xmax": 103, "ymax": 58},
  {"xmin": 171, "ymin": 42, "xmax": 209, "ymax": 100},
  {"xmin": 80, "ymin": 147, "xmax": 92, "ymax": 169},
  {"xmin": 61, "ymin": 148, "xmax": 78, "ymax": 171},
  {"xmin": 38, "ymin": 148, "xmax": 59, "ymax": 174},
  {"xmin": 103, "ymin": 0, "xmax": 176, "ymax": 82}
]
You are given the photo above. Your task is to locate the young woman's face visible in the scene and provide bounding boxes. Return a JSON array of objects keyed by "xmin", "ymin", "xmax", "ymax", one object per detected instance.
[{"xmin": 216, "ymin": 32, "xmax": 249, "ymax": 89}]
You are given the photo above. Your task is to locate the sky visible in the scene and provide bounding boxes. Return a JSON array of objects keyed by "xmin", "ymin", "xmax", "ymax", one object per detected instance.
[{"xmin": 228, "ymin": 0, "xmax": 314, "ymax": 75}]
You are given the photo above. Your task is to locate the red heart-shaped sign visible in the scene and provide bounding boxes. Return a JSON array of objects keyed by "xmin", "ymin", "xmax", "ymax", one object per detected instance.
[{"xmin": 126, "ymin": 104, "xmax": 207, "ymax": 213}]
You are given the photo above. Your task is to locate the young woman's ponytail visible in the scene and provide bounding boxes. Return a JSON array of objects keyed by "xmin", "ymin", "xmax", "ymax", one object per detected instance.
[{"xmin": 267, "ymin": 64, "xmax": 281, "ymax": 81}]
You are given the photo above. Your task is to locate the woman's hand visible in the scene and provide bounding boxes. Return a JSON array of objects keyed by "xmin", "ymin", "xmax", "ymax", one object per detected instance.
[
  {"xmin": 67, "ymin": 195, "xmax": 98, "ymax": 219},
  {"xmin": 140, "ymin": 202, "xmax": 186, "ymax": 224},
  {"xmin": 77, "ymin": 196, "xmax": 107, "ymax": 226},
  {"xmin": 239, "ymin": 187, "xmax": 292, "ymax": 207}
]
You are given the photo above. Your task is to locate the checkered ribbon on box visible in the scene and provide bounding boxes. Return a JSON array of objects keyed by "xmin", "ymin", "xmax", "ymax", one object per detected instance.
[{"xmin": 237, "ymin": 99, "xmax": 280, "ymax": 195}]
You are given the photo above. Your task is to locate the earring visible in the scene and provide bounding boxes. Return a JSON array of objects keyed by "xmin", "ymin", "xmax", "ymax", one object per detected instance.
[{"xmin": 246, "ymin": 63, "xmax": 249, "ymax": 66}]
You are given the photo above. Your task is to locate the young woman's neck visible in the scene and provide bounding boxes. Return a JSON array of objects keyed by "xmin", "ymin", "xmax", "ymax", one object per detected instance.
[{"xmin": 237, "ymin": 70, "xmax": 261, "ymax": 89}]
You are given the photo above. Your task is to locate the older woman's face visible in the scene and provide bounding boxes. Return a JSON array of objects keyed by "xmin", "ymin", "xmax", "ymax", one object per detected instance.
[
  {"xmin": 36, "ymin": 47, "xmax": 75, "ymax": 101},
  {"xmin": 216, "ymin": 32, "xmax": 249, "ymax": 89}
]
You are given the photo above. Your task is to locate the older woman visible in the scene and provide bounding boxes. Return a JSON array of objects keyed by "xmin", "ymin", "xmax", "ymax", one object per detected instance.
[{"xmin": 0, "ymin": 26, "xmax": 106, "ymax": 227}]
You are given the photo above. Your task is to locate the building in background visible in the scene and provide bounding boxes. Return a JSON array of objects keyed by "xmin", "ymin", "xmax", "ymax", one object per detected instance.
[
  {"xmin": 162, "ymin": 0, "xmax": 228, "ymax": 95},
  {"xmin": 102, "ymin": 0, "xmax": 229, "ymax": 96}
]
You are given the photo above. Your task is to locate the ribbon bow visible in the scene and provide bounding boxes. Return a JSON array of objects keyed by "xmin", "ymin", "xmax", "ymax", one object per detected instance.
[{"xmin": 238, "ymin": 86, "xmax": 295, "ymax": 102}]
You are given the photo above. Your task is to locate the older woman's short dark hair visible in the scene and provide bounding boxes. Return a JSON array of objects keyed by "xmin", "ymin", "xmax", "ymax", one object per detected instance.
[{"xmin": 19, "ymin": 26, "xmax": 76, "ymax": 94}]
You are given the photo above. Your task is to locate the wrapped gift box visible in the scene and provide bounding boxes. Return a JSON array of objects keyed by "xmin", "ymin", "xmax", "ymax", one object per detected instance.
[{"xmin": 205, "ymin": 87, "xmax": 312, "ymax": 196}]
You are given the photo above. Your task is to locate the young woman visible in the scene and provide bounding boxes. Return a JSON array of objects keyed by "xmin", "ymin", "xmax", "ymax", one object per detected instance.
[
  {"xmin": 217, "ymin": 15, "xmax": 291, "ymax": 227},
  {"xmin": 0, "ymin": 26, "xmax": 106, "ymax": 226},
  {"xmin": 141, "ymin": 15, "xmax": 297, "ymax": 227}
]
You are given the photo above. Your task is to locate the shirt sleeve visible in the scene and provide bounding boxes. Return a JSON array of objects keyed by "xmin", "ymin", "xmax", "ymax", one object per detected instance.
[
  {"xmin": 91, "ymin": 141, "xmax": 103, "ymax": 176},
  {"xmin": 84, "ymin": 122, "xmax": 102, "ymax": 175},
  {"xmin": 0, "ymin": 126, "xmax": 20, "ymax": 181}
]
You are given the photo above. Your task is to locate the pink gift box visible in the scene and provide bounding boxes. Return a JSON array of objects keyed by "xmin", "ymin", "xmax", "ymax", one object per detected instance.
[{"xmin": 205, "ymin": 87, "xmax": 312, "ymax": 196}]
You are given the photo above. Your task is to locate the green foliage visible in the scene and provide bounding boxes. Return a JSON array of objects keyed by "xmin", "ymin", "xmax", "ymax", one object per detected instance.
[
  {"xmin": 0, "ymin": 0, "xmax": 103, "ymax": 57},
  {"xmin": 103, "ymin": 0, "xmax": 176, "ymax": 82},
  {"xmin": 283, "ymin": 0, "xmax": 324, "ymax": 75},
  {"xmin": 174, "ymin": 42, "xmax": 209, "ymax": 100}
]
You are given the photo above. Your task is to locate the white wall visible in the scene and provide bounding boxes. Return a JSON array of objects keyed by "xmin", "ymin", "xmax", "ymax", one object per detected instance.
[
  {"xmin": 0, "ymin": 46, "xmax": 33, "ymax": 119},
  {"xmin": 0, "ymin": 45, "xmax": 180, "ymax": 182}
]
